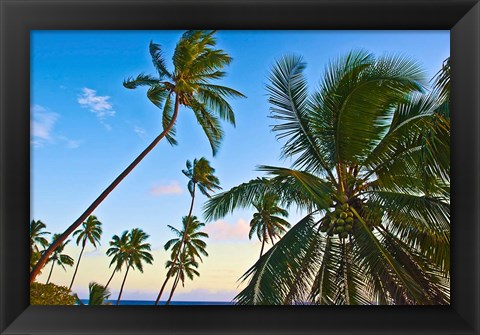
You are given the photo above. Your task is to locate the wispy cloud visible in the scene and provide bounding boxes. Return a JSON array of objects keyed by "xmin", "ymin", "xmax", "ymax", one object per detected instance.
[
  {"xmin": 204, "ymin": 219, "xmax": 251, "ymax": 242},
  {"xmin": 31, "ymin": 105, "xmax": 83, "ymax": 149},
  {"xmin": 77, "ymin": 87, "xmax": 115, "ymax": 129},
  {"xmin": 31, "ymin": 104, "xmax": 59, "ymax": 147},
  {"xmin": 149, "ymin": 181, "xmax": 183, "ymax": 197},
  {"xmin": 133, "ymin": 126, "xmax": 147, "ymax": 139}
]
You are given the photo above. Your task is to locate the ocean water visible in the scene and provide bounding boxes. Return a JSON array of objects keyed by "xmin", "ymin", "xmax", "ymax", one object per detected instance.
[{"xmin": 79, "ymin": 299, "xmax": 233, "ymax": 305}]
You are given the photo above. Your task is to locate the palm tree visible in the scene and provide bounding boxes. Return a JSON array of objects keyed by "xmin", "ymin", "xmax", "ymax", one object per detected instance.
[
  {"xmin": 69, "ymin": 215, "xmax": 102, "ymax": 290},
  {"xmin": 154, "ymin": 157, "xmax": 218, "ymax": 305},
  {"xmin": 30, "ymin": 220, "xmax": 50, "ymax": 271},
  {"xmin": 155, "ymin": 216, "xmax": 208, "ymax": 305},
  {"xmin": 116, "ymin": 228, "xmax": 154, "ymax": 305},
  {"xmin": 75, "ymin": 282, "xmax": 111, "ymax": 305},
  {"xmin": 165, "ymin": 252, "xmax": 200, "ymax": 305},
  {"xmin": 249, "ymin": 193, "xmax": 290, "ymax": 258},
  {"xmin": 204, "ymin": 51, "xmax": 450, "ymax": 305},
  {"xmin": 45, "ymin": 234, "xmax": 74, "ymax": 284},
  {"xmin": 105, "ymin": 231, "xmax": 130, "ymax": 289},
  {"xmin": 30, "ymin": 30, "xmax": 245, "ymax": 283}
]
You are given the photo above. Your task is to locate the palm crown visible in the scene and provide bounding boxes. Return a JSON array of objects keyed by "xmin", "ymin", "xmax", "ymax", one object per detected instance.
[
  {"xmin": 204, "ymin": 51, "xmax": 450, "ymax": 305},
  {"xmin": 183, "ymin": 157, "xmax": 222, "ymax": 197},
  {"xmin": 73, "ymin": 215, "xmax": 102, "ymax": 248},
  {"xmin": 123, "ymin": 30, "xmax": 246, "ymax": 155},
  {"xmin": 165, "ymin": 253, "xmax": 200, "ymax": 288},
  {"xmin": 249, "ymin": 193, "xmax": 290, "ymax": 257},
  {"xmin": 106, "ymin": 230, "xmax": 130, "ymax": 271},
  {"xmin": 164, "ymin": 216, "xmax": 209, "ymax": 263}
]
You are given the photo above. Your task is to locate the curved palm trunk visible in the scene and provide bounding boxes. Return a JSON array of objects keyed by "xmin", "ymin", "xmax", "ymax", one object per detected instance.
[
  {"xmin": 154, "ymin": 275, "xmax": 171, "ymax": 305},
  {"xmin": 69, "ymin": 242, "xmax": 86, "ymax": 290},
  {"xmin": 166, "ymin": 272, "xmax": 181, "ymax": 305},
  {"xmin": 116, "ymin": 266, "xmax": 131, "ymax": 305},
  {"xmin": 31, "ymin": 96, "xmax": 180, "ymax": 283},
  {"xmin": 105, "ymin": 267, "xmax": 117, "ymax": 289},
  {"xmin": 154, "ymin": 184, "xmax": 196, "ymax": 305},
  {"xmin": 259, "ymin": 239, "xmax": 266, "ymax": 259},
  {"xmin": 46, "ymin": 261, "xmax": 55, "ymax": 284},
  {"xmin": 259, "ymin": 225, "xmax": 267, "ymax": 258}
]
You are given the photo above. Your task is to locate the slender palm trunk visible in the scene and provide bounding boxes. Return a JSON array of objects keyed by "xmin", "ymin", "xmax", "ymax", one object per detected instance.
[
  {"xmin": 259, "ymin": 239, "xmax": 266, "ymax": 259},
  {"xmin": 154, "ymin": 184, "xmax": 196, "ymax": 305},
  {"xmin": 166, "ymin": 272, "xmax": 181, "ymax": 305},
  {"xmin": 154, "ymin": 275, "xmax": 171, "ymax": 305},
  {"xmin": 69, "ymin": 242, "xmax": 85, "ymax": 290},
  {"xmin": 116, "ymin": 266, "xmax": 131, "ymax": 305},
  {"xmin": 342, "ymin": 239, "xmax": 350, "ymax": 305},
  {"xmin": 105, "ymin": 267, "xmax": 117, "ymax": 289},
  {"xmin": 259, "ymin": 225, "xmax": 267, "ymax": 258},
  {"xmin": 46, "ymin": 262, "xmax": 55, "ymax": 284},
  {"xmin": 30, "ymin": 96, "xmax": 180, "ymax": 283}
]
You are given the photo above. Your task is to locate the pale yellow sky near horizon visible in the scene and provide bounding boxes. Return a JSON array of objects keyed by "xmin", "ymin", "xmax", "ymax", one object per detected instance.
[{"xmin": 36, "ymin": 225, "xmax": 268, "ymax": 302}]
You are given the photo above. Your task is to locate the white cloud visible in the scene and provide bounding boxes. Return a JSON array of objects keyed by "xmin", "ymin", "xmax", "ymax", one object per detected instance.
[
  {"xmin": 58, "ymin": 136, "xmax": 83, "ymax": 149},
  {"xmin": 133, "ymin": 126, "xmax": 147, "ymax": 138},
  {"xmin": 204, "ymin": 219, "xmax": 251, "ymax": 242},
  {"xmin": 31, "ymin": 104, "xmax": 59, "ymax": 147},
  {"xmin": 77, "ymin": 87, "xmax": 115, "ymax": 128},
  {"xmin": 149, "ymin": 181, "xmax": 183, "ymax": 197}
]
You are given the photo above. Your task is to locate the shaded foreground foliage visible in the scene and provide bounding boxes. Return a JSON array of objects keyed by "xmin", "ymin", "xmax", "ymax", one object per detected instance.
[{"xmin": 205, "ymin": 51, "xmax": 450, "ymax": 305}]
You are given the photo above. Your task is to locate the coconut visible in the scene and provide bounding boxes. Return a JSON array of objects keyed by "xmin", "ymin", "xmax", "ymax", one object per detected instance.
[
  {"xmin": 345, "ymin": 217, "xmax": 354, "ymax": 223},
  {"xmin": 340, "ymin": 232, "xmax": 349, "ymax": 238},
  {"xmin": 347, "ymin": 211, "xmax": 354, "ymax": 218},
  {"xmin": 339, "ymin": 212, "xmax": 347, "ymax": 219},
  {"xmin": 345, "ymin": 224, "xmax": 353, "ymax": 231},
  {"xmin": 342, "ymin": 203, "xmax": 349, "ymax": 210},
  {"xmin": 337, "ymin": 219, "xmax": 345, "ymax": 225},
  {"xmin": 336, "ymin": 226, "xmax": 345, "ymax": 233}
]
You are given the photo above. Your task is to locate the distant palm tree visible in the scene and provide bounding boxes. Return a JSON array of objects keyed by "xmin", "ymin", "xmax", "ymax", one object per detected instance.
[
  {"xmin": 204, "ymin": 52, "xmax": 450, "ymax": 305},
  {"xmin": 249, "ymin": 193, "xmax": 290, "ymax": 258},
  {"xmin": 105, "ymin": 231, "xmax": 130, "ymax": 289},
  {"xmin": 45, "ymin": 234, "xmax": 74, "ymax": 284},
  {"xmin": 165, "ymin": 252, "xmax": 200, "ymax": 305},
  {"xmin": 30, "ymin": 30, "xmax": 244, "ymax": 284},
  {"xmin": 155, "ymin": 216, "xmax": 209, "ymax": 305},
  {"xmin": 116, "ymin": 228, "xmax": 154, "ymax": 305},
  {"xmin": 69, "ymin": 215, "xmax": 102, "ymax": 290},
  {"xmin": 75, "ymin": 282, "xmax": 111, "ymax": 305},
  {"xmin": 30, "ymin": 220, "xmax": 50, "ymax": 272},
  {"xmin": 154, "ymin": 157, "xmax": 218, "ymax": 305}
]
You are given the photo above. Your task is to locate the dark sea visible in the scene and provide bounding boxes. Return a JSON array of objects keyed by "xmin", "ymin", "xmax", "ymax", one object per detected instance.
[{"xmin": 79, "ymin": 299, "xmax": 233, "ymax": 305}]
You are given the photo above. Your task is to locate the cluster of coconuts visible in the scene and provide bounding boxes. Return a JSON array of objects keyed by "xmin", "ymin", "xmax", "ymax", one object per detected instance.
[{"xmin": 320, "ymin": 202, "xmax": 356, "ymax": 239}]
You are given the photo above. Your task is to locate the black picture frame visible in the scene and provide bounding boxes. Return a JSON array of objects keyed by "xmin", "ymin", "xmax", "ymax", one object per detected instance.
[{"xmin": 1, "ymin": 0, "xmax": 479, "ymax": 334}]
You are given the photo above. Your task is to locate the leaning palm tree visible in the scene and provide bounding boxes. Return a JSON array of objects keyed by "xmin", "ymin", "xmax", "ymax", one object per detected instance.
[
  {"xmin": 76, "ymin": 282, "xmax": 111, "ymax": 305},
  {"xmin": 30, "ymin": 220, "xmax": 50, "ymax": 272},
  {"xmin": 155, "ymin": 216, "xmax": 209, "ymax": 305},
  {"xmin": 105, "ymin": 230, "xmax": 130, "ymax": 289},
  {"xmin": 30, "ymin": 30, "xmax": 245, "ymax": 283},
  {"xmin": 69, "ymin": 215, "xmax": 102, "ymax": 290},
  {"xmin": 249, "ymin": 193, "xmax": 290, "ymax": 258},
  {"xmin": 116, "ymin": 228, "xmax": 154, "ymax": 305},
  {"xmin": 154, "ymin": 158, "xmax": 219, "ymax": 305},
  {"xmin": 45, "ymin": 234, "xmax": 74, "ymax": 284},
  {"xmin": 204, "ymin": 51, "xmax": 450, "ymax": 305},
  {"xmin": 165, "ymin": 252, "xmax": 200, "ymax": 305}
]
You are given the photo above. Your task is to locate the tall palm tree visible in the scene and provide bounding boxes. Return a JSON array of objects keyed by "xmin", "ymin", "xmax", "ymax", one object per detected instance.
[
  {"xmin": 30, "ymin": 30, "xmax": 245, "ymax": 283},
  {"xmin": 116, "ymin": 228, "xmax": 154, "ymax": 305},
  {"xmin": 30, "ymin": 220, "xmax": 50, "ymax": 272},
  {"xmin": 105, "ymin": 230, "xmax": 130, "ymax": 289},
  {"xmin": 204, "ymin": 51, "xmax": 450, "ymax": 305},
  {"xmin": 45, "ymin": 234, "xmax": 74, "ymax": 284},
  {"xmin": 249, "ymin": 193, "xmax": 290, "ymax": 258},
  {"xmin": 76, "ymin": 282, "xmax": 111, "ymax": 305},
  {"xmin": 154, "ymin": 157, "xmax": 218, "ymax": 305},
  {"xmin": 69, "ymin": 215, "xmax": 102, "ymax": 290},
  {"xmin": 165, "ymin": 252, "xmax": 200, "ymax": 305},
  {"xmin": 155, "ymin": 216, "xmax": 208, "ymax": 305}
]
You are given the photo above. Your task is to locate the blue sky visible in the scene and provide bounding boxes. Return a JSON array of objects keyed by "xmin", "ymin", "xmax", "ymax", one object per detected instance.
[{"xmin": 31, "ymin": 30, "xmax": 449, "ymax": 302}]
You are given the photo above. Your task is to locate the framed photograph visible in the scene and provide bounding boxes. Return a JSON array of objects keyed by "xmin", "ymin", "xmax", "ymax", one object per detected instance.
[{"xmin": 1, "ymin": 0, "xmax": 479, "ymax": 334}]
